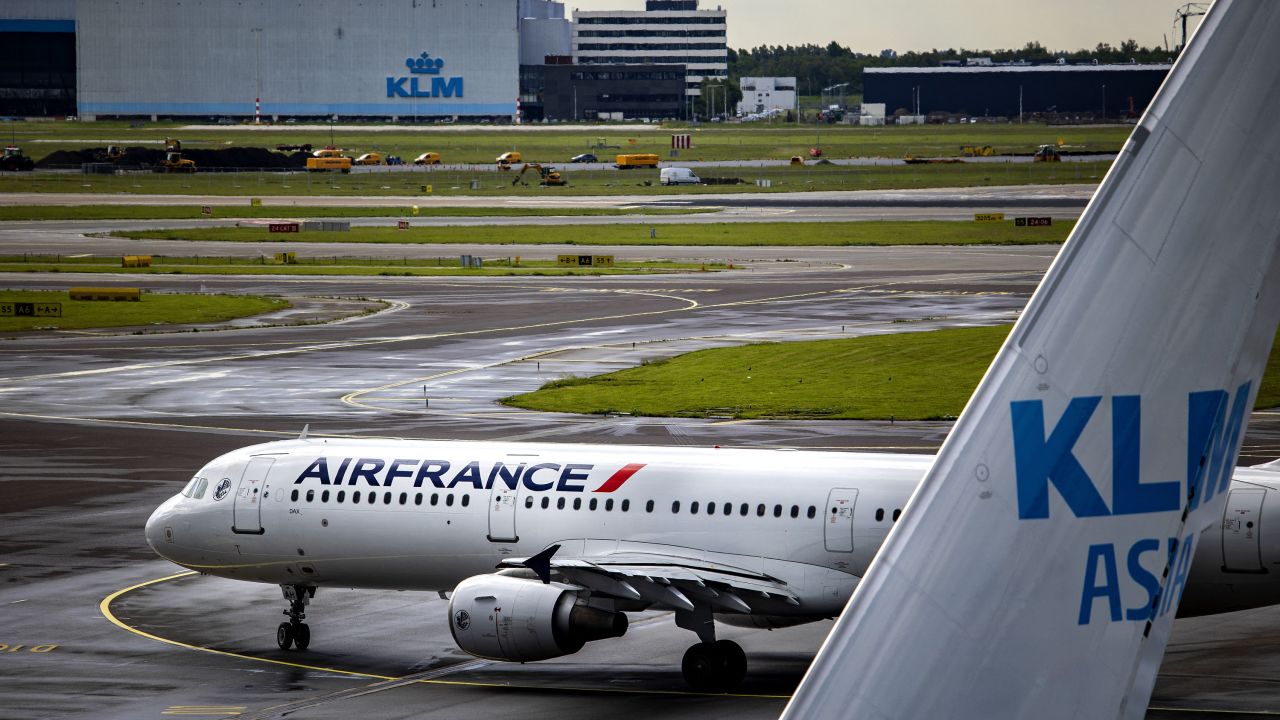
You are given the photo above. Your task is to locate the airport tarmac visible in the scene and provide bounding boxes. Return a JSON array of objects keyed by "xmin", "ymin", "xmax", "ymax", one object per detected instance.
[{"xmin": 2, "ymin": 237, "xmax": 1279, "ymax": 719}]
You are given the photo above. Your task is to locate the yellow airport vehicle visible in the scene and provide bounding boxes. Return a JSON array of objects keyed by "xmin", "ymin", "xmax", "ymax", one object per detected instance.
[{"xmin": 614, "ymin": 153, "xmax": 660, "ymax": 169}]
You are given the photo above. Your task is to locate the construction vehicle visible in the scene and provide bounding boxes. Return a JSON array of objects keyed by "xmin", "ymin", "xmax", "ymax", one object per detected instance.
[
  {"xmin": 1033, "ymin": 144, "xmax": 1062, "ymax": 162},
  {"xmin": 614, "ymin": 153, "xmax": 659, "ymax": 169},
  {"xmin": 511, "ymin": 163, "xmax": 566, "ymax": 187},
  {"xmin": 306, "ymin": 156, "xmax": 352, "ymax": 173},
  {"xmin": 414, "ymin": 152, "xmax": 442, "ymax": 165},
  {"xmin": 961, "ymin": 144, "xmax": 994, "ymax": 157},
  {"xmin": 354, "ymin": 152, "xmax": 384, "ymax": 166},
  {"xmin": 1, "ymin": 146, "xmax": 35, "ymax": 171},
  {"xmin": 96, "ymin": 145, "xmax": 125, "ymax": 162},
  {"xmin": 276, "ymin": 143, "xmax": 314, "ymax": 153},
  {"xmin": 164, "ymin": 138, "xmax": 182, "ymax": 152},
  {"xmin": 313, "ymin": 147, "xmax": 346, "ymax": 159},
  {"xmin": 497, "ymin": 151, "xmax": 521, "ymax": 169},
  {"xmin": 790, "ymin": 156, "xmax": 804, "ymax": 166},
  {"xmin": 159, "ymin": 151, "xmax": 196, "ymax": 173}
]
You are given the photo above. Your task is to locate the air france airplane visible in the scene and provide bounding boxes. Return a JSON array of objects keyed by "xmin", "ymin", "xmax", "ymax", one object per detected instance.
[{"xmin": 145, "ymin": 436, "xmax": 1280, "ymax": 690}]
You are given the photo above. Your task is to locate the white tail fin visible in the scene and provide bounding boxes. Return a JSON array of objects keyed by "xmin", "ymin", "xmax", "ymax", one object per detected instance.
[{"xmin": 783, "ymin": 2, "xmax": 1280, "ymax": 718}]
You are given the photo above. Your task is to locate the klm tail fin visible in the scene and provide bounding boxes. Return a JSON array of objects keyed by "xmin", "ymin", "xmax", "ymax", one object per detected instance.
[{"xmin": 783, "ymin": 2, "xmax": 1280, "ymax": 718}]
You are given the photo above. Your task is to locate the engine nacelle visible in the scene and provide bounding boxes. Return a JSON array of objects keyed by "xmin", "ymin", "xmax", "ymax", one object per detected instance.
[{"xmin": 448, "ymin": 575, "xmax": 628, "ymax": 662}]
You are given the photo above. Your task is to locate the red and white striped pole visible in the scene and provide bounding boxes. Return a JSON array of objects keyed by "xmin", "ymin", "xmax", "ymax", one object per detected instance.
[{"xmin": 255, "ymin": 97, "xmax": 261, "ymax": 124}]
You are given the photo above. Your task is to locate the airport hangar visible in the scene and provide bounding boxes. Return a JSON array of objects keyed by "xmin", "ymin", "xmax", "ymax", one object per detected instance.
[{"xmin": 0, "ymin": 0, "xmax": 700, "ymax": 122}]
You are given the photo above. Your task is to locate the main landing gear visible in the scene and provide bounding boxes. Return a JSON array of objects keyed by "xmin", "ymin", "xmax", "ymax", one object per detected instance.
[
  {"xmin": 682, "ymin": 639, "xmax": 747, "ymax": 692},
  {"xmin": 676, "ymin": 604, "xmax": 747, "ymax": 691},
  {"xmin": 276, "ymin": 584, "xmax": 314, "ymax": 651}
]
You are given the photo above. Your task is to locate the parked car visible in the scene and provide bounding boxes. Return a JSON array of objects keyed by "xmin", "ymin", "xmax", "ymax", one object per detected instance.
[
  {"xmin": 570, "ymin": 153, "xmax": 598, "ymax": 163},
  {"xmin": 354, "ymin": 152, "xmax": 384, "ymax": 165},
  {"xmin": 659, "ymin": 167, "xmax": 701, "ymax": 186}
]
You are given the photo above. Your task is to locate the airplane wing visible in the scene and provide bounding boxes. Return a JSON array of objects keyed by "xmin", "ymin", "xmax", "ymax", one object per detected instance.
[
  {"xmin": 497, "ymin": 547, "xmax": 801, "ymax": 612},
  {"xmin": 783, "ymin": 1, "xmax": 1280, "ymax": 718}
]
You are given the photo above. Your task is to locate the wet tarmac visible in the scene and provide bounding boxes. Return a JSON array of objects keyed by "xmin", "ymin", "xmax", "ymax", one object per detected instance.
[{"xmin": 2, "ymin": 239, "xmax": 1279, "ymax": 719}]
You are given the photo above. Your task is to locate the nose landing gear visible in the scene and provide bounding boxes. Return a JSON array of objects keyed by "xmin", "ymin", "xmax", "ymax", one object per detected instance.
[{"xmin": 276, "ymin": 584, "xmax": 314, "ymax": 651}]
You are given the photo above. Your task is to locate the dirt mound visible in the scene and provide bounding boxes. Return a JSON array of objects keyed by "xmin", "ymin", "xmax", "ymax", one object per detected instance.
[{"xmin": 36, "ymin": 146, "xmax": 309, "ymax": 169}]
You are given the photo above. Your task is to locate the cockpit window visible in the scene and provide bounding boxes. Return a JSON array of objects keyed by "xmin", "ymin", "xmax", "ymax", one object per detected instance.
[{"xmin": 182, "ymin": 476, "xmax": 209, "ymax": 499}]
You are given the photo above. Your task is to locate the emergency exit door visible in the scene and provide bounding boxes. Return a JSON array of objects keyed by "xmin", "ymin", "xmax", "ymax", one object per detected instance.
[
  {"xmin": 1223, "ymin": 488, "xmax": 1266, "ymax": 573},
  {"xmin": 232, "ymin": 457, "xmax": 274, "ymax": 535},
  {"xmin": 488, "ymin": 485, "xmax": 519, "ymax": 543},
  {"xmin": 825, "ymin": 488, "xmax": 859, "ymax": 552}
]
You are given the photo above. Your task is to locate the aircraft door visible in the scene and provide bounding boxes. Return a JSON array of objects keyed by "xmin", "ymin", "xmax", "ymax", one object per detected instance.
[
  {"xmin": 232, "ymin": 457, "xmax": 274, "ymax": 535},
  {"xmin": 488, "ymin": 485, "xmax": 519, "ymax": 543},
  {"xmin": 825, "ymin": 488, "xmax": 859, "ymax": 552},
  {"xmin": 1223, "ymin": 488, "xmax": 1266, "ymax": 573}
]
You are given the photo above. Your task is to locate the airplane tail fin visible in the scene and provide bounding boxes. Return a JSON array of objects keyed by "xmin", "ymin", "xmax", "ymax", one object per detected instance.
[{"xmin": 783, "ymin": 2, "xmax": 1280, "ymax": 718}]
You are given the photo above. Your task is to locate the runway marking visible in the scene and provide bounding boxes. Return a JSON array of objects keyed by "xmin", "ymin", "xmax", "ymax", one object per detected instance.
[
  {"xmin": 0, "ymin": 643, "xmax": 57, "ymax": 652},
  {"xmin": 161, "ymin": 707, "xmax": 246, "ymax": 717},
  {"xmin": 101, "ymin": 572, "xmax": 791, "ymax": 701}
]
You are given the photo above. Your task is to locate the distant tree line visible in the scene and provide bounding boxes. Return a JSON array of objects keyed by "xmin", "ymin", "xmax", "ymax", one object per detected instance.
[{"xmin": 728, "ymin": 40, "xmax": 1178, "ymax": 99}]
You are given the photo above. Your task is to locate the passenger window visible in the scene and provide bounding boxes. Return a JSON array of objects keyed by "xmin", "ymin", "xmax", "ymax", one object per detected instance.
[
  {"xmin": 353, "ymin": 491, "xmax": 361, "ymax": 504},
  {"xmin": 557, "ymin": 497, "xmax": 566, "ymax": 510},
  {"xmin": 397, "ymin": 492, "xmax": 406, "ymax": 505},
  {"xmin": 431, "ymin": 493, "xmax": 439, "ymax": 506},
  {"xmin": 691, "ymin": 501, "xmax": 700, "ymax": 514},
  {"xmin": 807, "ymin": 505, "xmax": 816, "ymax": 519},
  {"xmin": 707, "ymin": 502, "xmax": 716, "ymax": 515},
  {"xmin": 739, "ymin": 503, "xmax": 748, "ymax": 516},
  {"xmin": 724, "ymin": 503, "xmax": 732, "ymax": 516},
  {"xmin": 445, "ymin": 494, "xmax": 454, "ymax": 507},
  {"xmin": 875, "ymin": 508, "xmax": 884, "ymax": 522},
  {"xmin": 646, "ymin": 500, "xmax": 655, "ymax": 513},
  {"xmin": 525, "ymin": 496, "xmax": 534, "ymax": 509},
  {"xmin": 757, "ymin": 504, "xmax": 766, "ymax": 517},
  {"xmin": 773, "ymin": 504, "xmax": 782, "ymax": 518},
  {"xmin": 337, "ymin": 490, "xmax": 345, "ymax": 503},
  {"xmin": 893, "ymin": 509, "xmax": 901, "ymax": 521},
  {"xmin": 621, "ymin": 499, "xmax": 630, "ymax": 512},
  {"xmin": 605, "ymin": 498, "xmax": 614, "ymax": 511},
  {"xmin": 790, "ymin": 505, "xmax": 799, "ymax": 519},
  {"xmin": 461, "ymin": 494, "xmax": 470, "ymax": 507},
  {"xmin": 291, "ymin": 489, "xmax": 299, "ymax": 502},
  {"xmin": 384, "ymin": 492, "xmax": 392, "ymax": 505},
  {"xmin": 573, "ymin": 498, "xmax": 582, "ymax": 510},
  {"xmin": 672, "ymin": 500, "xmax": 681, "ymax": 513},
  {"xmin": 321, "ymin": 490, "xmax": 330, "ymax": 503},
  {"xmin": 415, "ymin": 493, "xmax": 422, "ymax": 506},
  {"xmin": 541, "ymin": 497, "xmax": 550, "ymax": 509},
  {"xmin": 306, "ymin": 490, "xmax": 314, "ymax": 502},
  {"xmin": 589, "ymin": 498, "xmax": 598, "ymax": 511}
]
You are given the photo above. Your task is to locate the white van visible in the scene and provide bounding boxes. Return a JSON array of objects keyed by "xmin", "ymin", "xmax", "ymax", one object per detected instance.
[{"xmin": 660, "ymin": 167, "xmax": 701, "ymax": 186}]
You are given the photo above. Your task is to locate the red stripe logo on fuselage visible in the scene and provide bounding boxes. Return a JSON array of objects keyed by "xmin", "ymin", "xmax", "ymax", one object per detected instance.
[{"xmin": 593, "ymin": 463, "xmax": 646, "ymax": 493}]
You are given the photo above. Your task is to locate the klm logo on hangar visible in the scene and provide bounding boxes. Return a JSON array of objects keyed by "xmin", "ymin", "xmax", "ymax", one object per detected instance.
[{"xmin": 387, "ymin": 51, "xmax": 464, "ymax": 98}]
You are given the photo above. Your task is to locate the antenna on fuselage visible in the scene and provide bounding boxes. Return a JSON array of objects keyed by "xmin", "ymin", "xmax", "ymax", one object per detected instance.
[{"xmin": 298, "ymin": 424, "xmax": 309, "ymax": 440}]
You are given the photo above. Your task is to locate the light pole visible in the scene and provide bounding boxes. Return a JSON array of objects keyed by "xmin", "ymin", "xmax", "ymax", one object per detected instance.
[{"xmin": 250, "ymin": 27, "xmax": 263, "ymax": 123}]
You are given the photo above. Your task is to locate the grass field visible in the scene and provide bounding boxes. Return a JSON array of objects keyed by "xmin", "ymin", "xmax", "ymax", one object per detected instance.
[
  {"xmin": 504, "ymin": 325, "xmax": 1280, "ymax": 419},
  {"xmin": 0, "ymin": 255, "xmax": 727, "ymax": 277},
  {"xmin": 0, "ymin": 205, "xmax": 718, "ymax": 221},
  {"xmin": 10, "ymin": 119, "xmax": 1133, "ymax": 164},
  {"xmin": 1, "ymin": 161, "xmax": 1111, "ymax": 197},
  {"xmin": 0, "ymin": 289, "xmax": 289, "ymax": 333},
  {"xmin": 111, "ymin": 219, "xmax": 1074, "ymax": 247}
]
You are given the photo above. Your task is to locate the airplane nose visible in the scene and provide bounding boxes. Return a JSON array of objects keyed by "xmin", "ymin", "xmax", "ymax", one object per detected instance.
[{"xmin": 144, "ymin": 503, "xmax": 171, "ymax": 555}]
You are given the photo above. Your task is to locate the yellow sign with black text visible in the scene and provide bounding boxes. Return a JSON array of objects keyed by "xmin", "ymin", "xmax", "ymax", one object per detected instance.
[
  {"xmin": 556, "ymin": 255, "xmax": 615, "ymax": 267},
  {"xmin": 974, "ymin": 213, "xmax": 1006, "ymax": 222}
]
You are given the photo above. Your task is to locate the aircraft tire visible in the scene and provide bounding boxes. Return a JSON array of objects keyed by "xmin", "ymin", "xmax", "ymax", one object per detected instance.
[
  {"xmin": 682, "ymin": 640, "xmax": 746, "ymax": 691},
  {"xmin": 276, "ymin": 622, "xmax": 294, "ymax": 650},
  {"xmin": 714, "ymin": 640, "xmax": 747, "ymax": 688},
  {"xmin": 293, "ymin": 623, "xmax": 311, "ymax": 651}
]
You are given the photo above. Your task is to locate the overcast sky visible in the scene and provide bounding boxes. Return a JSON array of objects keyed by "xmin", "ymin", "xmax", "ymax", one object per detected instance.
[{"xmin": 563, "ymin": 1, "xmax": 1206, "ymax": 54}]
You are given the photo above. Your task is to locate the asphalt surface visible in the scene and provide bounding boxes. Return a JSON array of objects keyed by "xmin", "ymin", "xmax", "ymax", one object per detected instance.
[{"xmin": 2, "ymin": 210, "xmax": 1280, "ymax": 719}]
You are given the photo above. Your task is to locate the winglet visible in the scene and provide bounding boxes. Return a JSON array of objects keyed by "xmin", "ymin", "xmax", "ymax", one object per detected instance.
[
  {"xmin": 298, "ymin": 424, "xmax": 309, "ymax": 441},
  {"xmin": 524, "ymin": 544, "xmax": 560, "ymax": 584}
]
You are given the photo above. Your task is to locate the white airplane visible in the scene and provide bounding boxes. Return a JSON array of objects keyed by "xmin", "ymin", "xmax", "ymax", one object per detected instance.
[
  {"xmin": 144, "ymin": 0, "xmax": 1280, "ymax": 702},
  {"xmin": 145, "ymin": 438, "xmax": 1280, "ymax": 690}
]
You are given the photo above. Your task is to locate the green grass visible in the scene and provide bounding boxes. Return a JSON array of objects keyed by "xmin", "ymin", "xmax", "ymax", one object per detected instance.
[
  {"xmin": 0, "ymin": 161, "xmax": 1112, "ymax": 197},
  {"xmin": 0, "ymin": 255, "xmax": 726, "ymax": 277},
  {"xmin": 9, "ymin": 119, "xmax": 1131, "ymax": 163},
  {"xmin": 111, "ymin": 219, "xmax": 1074, "ymax": 247},
  {"xmin": 504, "ymin": 325, "xmax": 1280, "ymax": 419},
  {"xmin": 0, "ymin": 205, "xmax": 717, "ymax": 221},
  {"xmin": 0, "ymin": 289, "xmax": 289, "ymax": 333}
]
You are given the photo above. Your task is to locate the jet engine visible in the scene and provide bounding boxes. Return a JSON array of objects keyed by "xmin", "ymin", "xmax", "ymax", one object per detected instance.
[{"xmin": 448, "ymin": 575, "xmax": 628, "ymax": 662}]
